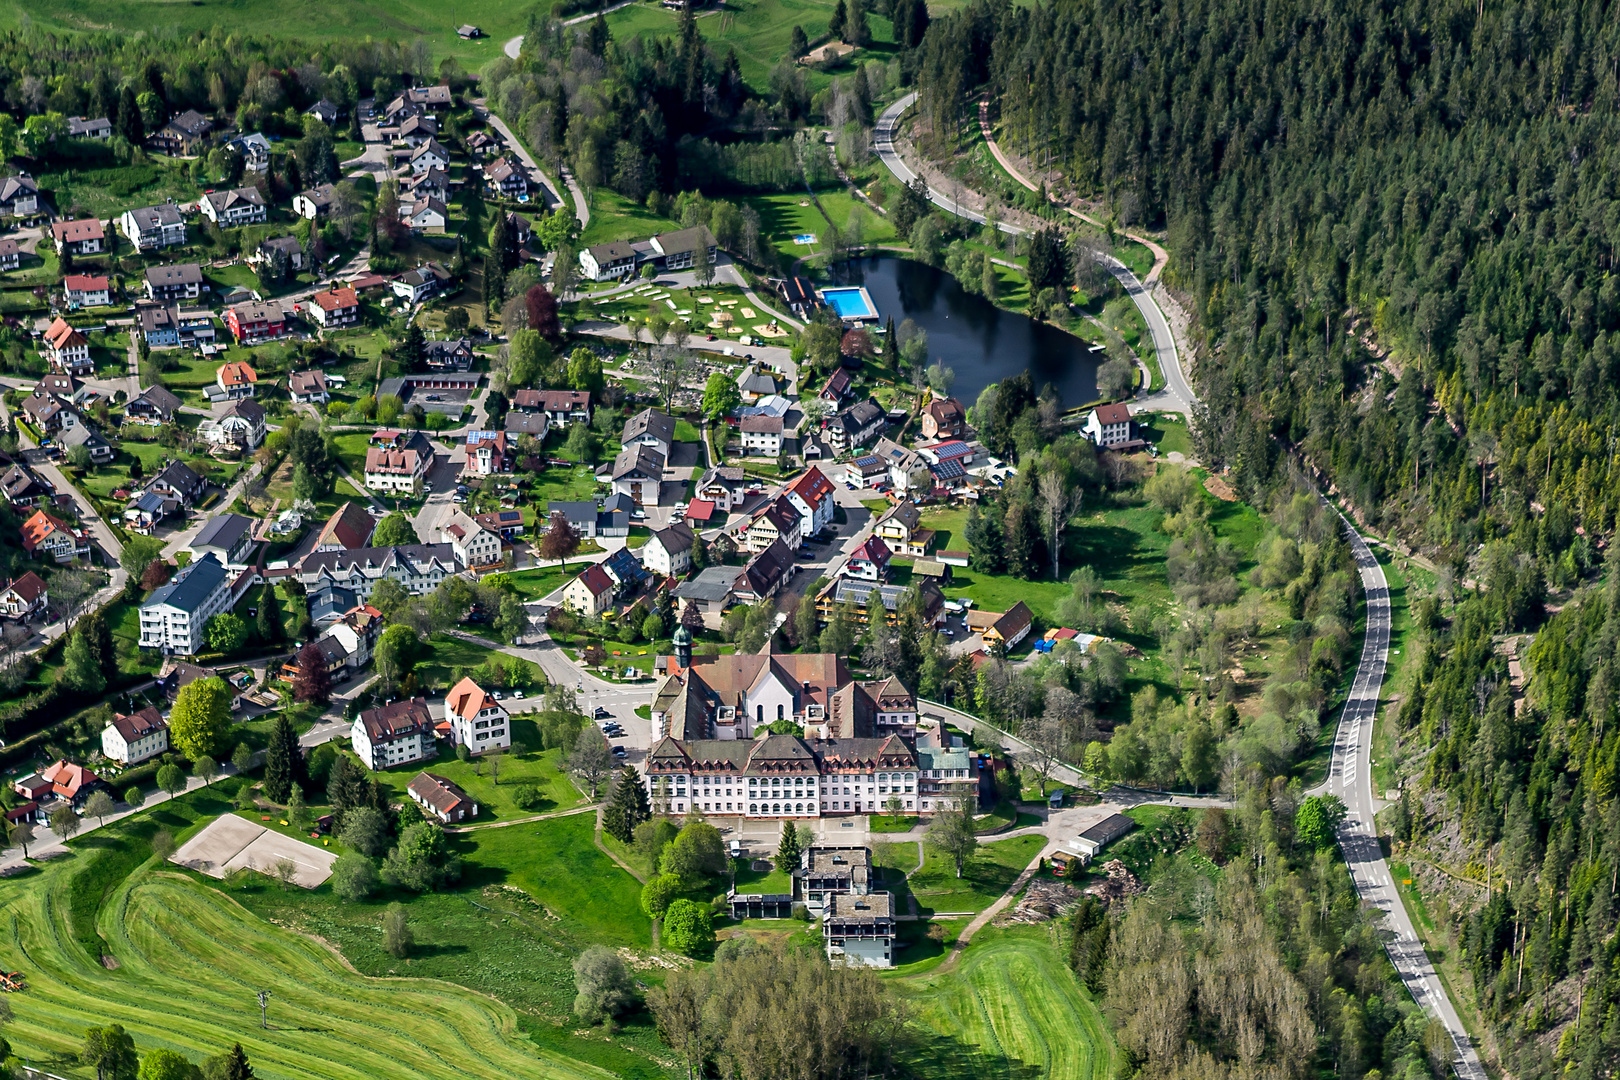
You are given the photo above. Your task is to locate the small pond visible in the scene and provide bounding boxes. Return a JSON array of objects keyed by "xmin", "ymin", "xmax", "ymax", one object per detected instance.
[{"xmin": 827, "ymin": 256, "xmax": 1101, "ymax": 407}]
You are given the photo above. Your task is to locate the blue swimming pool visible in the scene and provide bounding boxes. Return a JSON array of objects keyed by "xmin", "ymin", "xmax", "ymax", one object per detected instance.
[{"xmin": 820, "ymin": 286, "xmax": 877, "ymax": 320}]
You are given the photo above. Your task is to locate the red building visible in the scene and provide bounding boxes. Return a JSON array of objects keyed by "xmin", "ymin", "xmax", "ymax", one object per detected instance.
[{"xmin": 225, "ymin": 302, "xmax": 287, "ymax": 343}]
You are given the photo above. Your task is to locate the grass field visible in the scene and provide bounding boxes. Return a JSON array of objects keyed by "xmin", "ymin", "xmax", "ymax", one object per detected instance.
[
  {"xmin": 902, "ymin": 927, "xmax": 1121, "ymax": 1080},
  {"xmin": 0, "ymin": 786, "xmax": 622, "ymax": 1080},
  {"xmin": 904, "ymin": 833, "xmax": 1045, "ymax": 914},
  {"xmin": 364, "ymin": 728, "xmax": 587, "ymax": 821}
]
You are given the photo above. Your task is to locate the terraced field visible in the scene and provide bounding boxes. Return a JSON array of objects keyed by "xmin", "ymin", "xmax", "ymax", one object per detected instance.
[
  {"xmin": 902, "ymin": 928, "xmax": 1120, "ymax": 1080},
  {"xmin": 0, "ymin": 862, "xmax": 612, "ymax": 1080}
]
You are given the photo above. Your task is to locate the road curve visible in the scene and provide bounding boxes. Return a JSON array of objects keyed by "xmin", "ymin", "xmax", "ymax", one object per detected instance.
[
  {"xmin": 1324, "ymin": 512, "xmax": 1489, "ymax": 1080},
  {"xmin": 874, "ymin": 92, "xmax": 1193, "ymax": 415}
]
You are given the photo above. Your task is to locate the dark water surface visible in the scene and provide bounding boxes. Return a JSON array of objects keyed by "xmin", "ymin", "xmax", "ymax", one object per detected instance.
[{"xmin": 829, "ymin": 256, "xmax": 1101, "ymax": 407}]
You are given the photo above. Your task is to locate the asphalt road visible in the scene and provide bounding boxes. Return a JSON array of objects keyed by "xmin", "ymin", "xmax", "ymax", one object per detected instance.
[
  {"xmin": 1323, "ymin": 512, "xmax": 1488, "ymax": 1080},
  {"xmin": 874, "ymin": 92, "xmax": 1193, "ymax": 415}
]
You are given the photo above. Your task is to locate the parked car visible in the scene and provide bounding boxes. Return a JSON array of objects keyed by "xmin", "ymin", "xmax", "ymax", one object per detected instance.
[
  {"xmin": 729, "ymin": 839, "xmax": 742, "ymax": 858},
  {"xmin": 611, "ymin": 744, "xmax": 627, "ymax": 757},
  {"xmin": 593, "ymin": 707, "xmax": 612, "ymax": 719}
]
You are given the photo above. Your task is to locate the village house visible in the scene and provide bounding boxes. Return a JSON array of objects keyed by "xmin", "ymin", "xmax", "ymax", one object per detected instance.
[
  {"xmin": 21, "ymin": 390, "xmax": 77, "ymax": 434},
  {"xmin": 561, "ymin": 563, "xmax": 616, "ymax": 616},
  {"xmin": 308, "ymin": 286, "xmax": 360, "ymax": 329},
  {"xmin": 250, "ymin": 235, "xmax": 305, "ymax": 272},
  {"xmin": 364, "ymin": 431, "xmax": 432, "ymax": 494},
  {"xmin": 694, "ymin": 466, "xmax": 749, "ymax": 512},
  {"xmin": 643, "ymin": 521, "xmax": 696, "ymax": 577},
  {"xmin": 424, "ymin": 336, "xmax": 476, "ymax": 370},
  {"xmin": 829, "ymin": 398, "xmax": 886, "ymax": 451},
  {"xmin": 401, "ymin": 196, "xmax": 449, "ymax": 232},
  {"xmin": 841, "ymin": 455, "xmax": 886, "ymax": 488},
  {"xmin": 293, "ymin": 183, "xmax": 339, "ymax": 220},
  {"xmin": 785, "ymin": 467, "xmax": 836, "ymax": 538},
  {"xmin": 843, "ymin": 536, "xmax": 892, "ymax": 582},
  {"xmin": 225, "ymin": 132, "xmax": 272, "ymax": 171},
  {"xmin": 200, "ymin": 398, "xmax": 268, "ymax": 450},
  {"xmin": 823, "ymin": 892, "xmax": 897, "ymax": 968},
  {"xmin": 50, "ymin": 218, "xmax": 105, "ymax": 255},
  {"xmin": 101, "ymin": 706, "xmax": 169, "ymax": 765},
  {"xmin": 225, "ymin": 303, "xmax": 286, "ymax": 344},
  {"xmin": 398, "ymin": 115, "xmax": 439, "ymax": 146},
  {"xmin": 0, "ymin": 174, "xmax": 38, "ymax": 216},
  {"xmin": 739, "ymin": 415, "xmax": 784, "ymax": 457},
  {"xmin": 0, "ymin": 571, "xmax": 47, "ymax": 620},
  {"xmin": 59, "ymin": 423, "xmax": 114, "ymax": 465},
  {"xmin": 650, "ymin": 225, "xmax": 717, "ymax": 271},
  {"xmin": 744, "ymin": 497, "xmax": 802, "ymax": 553},
  {"xmin": 409, "ymin": 772, "xmax": 477, "ymax": 822},
  {"xmin": 483, "ymin": 157, "xmax": 529, "ymax": 198},
  {"xmin": 288, "ymin": 370, "xmax": 329, "ymax": 404},
  {"xmin": 446, "ymin": 677, "xmax": 512, "ymax": 754},
  {"xmin": 150, "ymin": 109, "xmax": 213, "ymax": 155},
  {"xmin": 1, "ymin": 465, "xmax": 51, "ymax": 508},
  {"xmin": 188, "ymin": 513, "xmax": 256, "ymax": 566},
  {"xmin": 733, "ymin": 540, "xmax": 795, "ymax": 603},
  {"xmin": 433, "ymin": 510, "xmax": 502, "ymax": 569},
  {"xmin": 409, "ymin": 139, "xmax": 452, "ymax": 175},
  {"xmin": 352, "ymin": 697, "xmax": 435, "ymax": 770},
  {"xmin": 68, "ymin": 116, "xmax": 113, "ymax": 139},
  {"xmin": 306, "ymin": 99, "xmax": 342, "ymax": 125},
  {"xmin": 120, "ymin": 204, "xmax": 187, "ymax": 252},
  {"xmin": 42, "ymin": 317, "xmax": 91, "ymax": 374},
  {"xmin": 920, "ymin": 396, "xmax": 966, "ymax": 440},
  {"xmin": 736, "ymin": 364, "xmax": 781, "ymax": 404},
  {"xmin": 391, "ymin": 263, "xmax": 450, "ymax": 304},
  {"xmin": 819, "ymin": 366, "xmax": 854, "ymax": 403},
  {"xmin": 127, "ymin": 385, "xmax": 182, "ymax": 424},
  {"xmin": 1084, "ymin": 402, "xmax": 1137, "ymax": 449},
  {"xmin": 873, "ymin": 500, "xmax": 935, "ymax": 557},
  {"xmin": 611, "ymin": 444, "xmax": 665, "ymax": 505},
  {"xmin": 579, "ymin": 239, "xmax": 636, "ymax": 281},
  {"xmin": 0, "ymin": 237, "xmax": 19, "ymax": 271},
  {"xmin": 62, "ymin": 273, "xmax": 111, "ymax": 307},
  {"xmin": 200, "ymin": 186, "xmax": 267, "ymax": 226},
  {"xmin": 463, "ymin": 430, "xmax": 511, "ymax": 475},
  {"xmin": 621, "ymin": 408, "xmax": 676, "ymax": 459},
  {"xmin": 319, "ymin": 602, "xmax": 384, "ymax": 671},
  {"xmin": 145, "ymin": 262, "xmax": 205, "ymax": 303},
  {"xmin": 873, "ymin": 436, "xmax": 926, "ymax": 492},
  {"xmin": 966, "ymin": 600, "xmax": 1035, "ymax": 651}
]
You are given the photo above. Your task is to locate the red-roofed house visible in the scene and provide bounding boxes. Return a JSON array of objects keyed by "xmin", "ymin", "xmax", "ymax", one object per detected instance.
[
  {"xmin": 921, "ymin": 396, "xmax": 966, "ymax": 439},
  {"xmin": 214, "ymin": 361, "xmax": 260, "ymax": 401},
  {"xmin": 20, "ymin": 508, "xmax": 90, "ymax": 562},
  {"xmin": 562, "ymin": 563, "xmax": 615, "ymax": 616},
  {"xmin": 364, "ymin": 444, "xmax": 430, "ymax": 495},
  {"xmin": 308, "ymin": 286, "xmax": 360, "ymax": 329},
  {"xmin": 0, "ymin": 571, "xmax": 48, "ymax": 619},
  {"xmin": 409, "ymin": 772, "xmax": 478, "ymax": 822},
  {"xmin": 843, "ymin": 536, "xmax": 892, "ymax": 582},
  {"xmin": 786, "ymin": 466, "xmax": 836, "ymax": 537},
  {"xmin": 62, "ymin": 274, "xmax": 111, "ymax": 307},
  {"xmin": 1083, "ymin": 403, "xmax": 1135, "ymax": 449},
  {"xmin": 819, "ymin": 366, "xmax": 853, "ymax": 402},
  {"xmin": 42, "ymin": 759, "xmax": 106, "ymax": 806},
  {"xmin": 446, "ymin": 676, "xmax": 512, "ymax": 754},
  {"xmin": 314, "ymin": 502, "xmax": 377, "ymax": 551},
  {"xmin": 42, "ymin": 317, "xmax": 91, "ymax": 374},
  {"xmin": 464, "ymin": 430, "xmax": 511, "ymax": 475},
  {"xmin": 50, "ymin": 218, "xmax": 106, "ymax": 255}
]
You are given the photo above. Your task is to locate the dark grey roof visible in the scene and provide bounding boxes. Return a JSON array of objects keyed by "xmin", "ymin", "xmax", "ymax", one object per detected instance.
[
  {"xmin": 547, "ymin": 501, "xmax": 596, "ymax": 525},
  {"xmin": 612, "ymin": 444, "xmax": 665, "ymax": 480},
  {"xmin": 150, "ymin": 460, "xmax": 205, "ymax": 498},
  {"xmin": 134, "ymin": 385, "xmax": 182, "ymax": 417},
  {"xmin": 672, "ymin": 565, "xmax": 738, "ymax": 603},
  {"xmin": 621, "ymin": 408, "xmax": 676, "ymax": 447},
  {"xmin": 192, "ymin": 513, "xmax": 254, "ymax": 555},
  {"xmin": 144, "ymin": 552, "xmax": 228, "ymax": 614},
  {"xmin": 299, "ymin": 544, "xmax": 458, "ymax": 577},
  {"xmin": 145, "ymin": 263, "xmax": 203, "ymax": 287}
]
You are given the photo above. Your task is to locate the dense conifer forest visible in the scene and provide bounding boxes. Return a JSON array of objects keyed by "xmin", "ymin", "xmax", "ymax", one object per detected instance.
[{"xmin": 915, "ymin": 1, "xmax": 1620, "ymax": 1076}]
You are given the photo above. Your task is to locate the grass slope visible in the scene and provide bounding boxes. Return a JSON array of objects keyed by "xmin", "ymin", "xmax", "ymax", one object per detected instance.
[
  {"xmin": 902, "ymin": 927, "xmax": 1120, "ymax": 1080},
  {"xmin": 0, "ymin": 797, "xmax": 613, "ymax": 1080}
]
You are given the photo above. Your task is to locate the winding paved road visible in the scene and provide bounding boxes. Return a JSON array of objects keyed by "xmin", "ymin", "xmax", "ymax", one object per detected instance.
[
  {"xmin": 874, "ymin": 92, "xmax": 1193, "ymax": 415},
  {"xmin": 1321, "ymin": 513, "xmax": 1488, "ymax": 1080}
]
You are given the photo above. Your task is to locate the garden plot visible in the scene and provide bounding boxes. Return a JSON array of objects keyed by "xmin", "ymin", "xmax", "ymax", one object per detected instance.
[{"xmin": 170, "ymin": 814, "xmax": 337, "ymax": 888}]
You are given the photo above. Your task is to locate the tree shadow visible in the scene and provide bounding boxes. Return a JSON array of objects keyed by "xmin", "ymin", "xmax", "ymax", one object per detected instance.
[{"xmin": 898, "ymin": 1031, "xmax": 1046, "ymax": 1080}]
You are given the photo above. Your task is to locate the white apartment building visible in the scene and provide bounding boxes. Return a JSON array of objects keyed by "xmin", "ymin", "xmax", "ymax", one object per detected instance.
[
  {"xmin": 137, "ymin": 553, "xmax": 244, "ymax": 655},
  {"xmin": 101, "ymin": 706, "xmax": 169, "ymax": 765},
  {"xmin": 445, "ymin": 677, "xmax": 511, "ymax": 754},
  {"xmin": 351, "ymin": 698, "xmax": 435, "ymax": 770}
]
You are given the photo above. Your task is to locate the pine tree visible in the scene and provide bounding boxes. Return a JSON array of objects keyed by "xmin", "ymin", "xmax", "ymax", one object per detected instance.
[
  {"xmin": 882, "ymin": 316, "xmax": 900, "ymax": 371},
  {"xmin": 655, "ymin": 587, "xmax": 675, "ymax": 629},
  {"xmin": 256, "ymin": 584, "xmax": 284, "ymax": 643},
  {"xmin": 774, "ymin": 819, "xmax": 802, "ymax": 872},
  {"xmin": 116, "ymin": 84, "xmax": 144, "ymax": 144},
  {"xmin": 604, "ymin": 767, "xmax": 649, "ymax": 843},
  {"xmin": 60, "ymin": 628, "xmax": 105, "ymax": 695},
  {"xmin": 263, "ymin": 714, "xmax": 301, "ymax": 803},
  {"xmin": 81, "ymin": 610, "xmax": 118, "ymax": 686},
  {"xmin": 1004, "ymin": 500, "xmax": 1038, "ymax": 579},
  {"xmin": 829, "ymin": 0, "xmax": 848, "ymax": 41},
  {"xmin": 964, "ymin": 503, "xmax": 1005, "ymax": 573},
  {"xmin": 482, "ymin": 254, "xmax": 503, "ymax": 314},
  {"xmin": 223, "ymin": 1043, "xmax": 255, "ymax": 1080},
  {"xmin": 399, "ymin": 321, "xmax": 427, "ymax": 372}
]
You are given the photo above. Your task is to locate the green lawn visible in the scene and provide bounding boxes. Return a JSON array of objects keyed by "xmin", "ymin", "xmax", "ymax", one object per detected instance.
[
  {"xmin": 413, "ymin": 634, "xmax": 539, "ymax": 691},
  {"xmin": 901, "ymin": 926, "xmax": 1121, "ymax": 1080},
  {"xmin": 731, "ymin": 857, "xmax": 794, "ymax": 894},
  {"xmin": 499, "ymin": 566, "xmax": 576, "ymax": 601},
  {"xmin": 362, "ymin": 727, "xmax": 586, "ymax": 822},
  {"xmin": 0, "ymin": 785, "xmax": 626, "ymax": 1080},
  {"xmin": 579, "ymin": 189, "xmax": 682, "ymax": 248},
  {"xmin": 906, "ymin": 833, "xmax": 1045, "ymax": 914}
]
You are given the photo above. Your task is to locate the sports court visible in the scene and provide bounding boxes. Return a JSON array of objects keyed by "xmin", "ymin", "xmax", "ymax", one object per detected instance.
[{"xmin": 170, "ymin": 814, "xmax": 337, "ymax": 889}]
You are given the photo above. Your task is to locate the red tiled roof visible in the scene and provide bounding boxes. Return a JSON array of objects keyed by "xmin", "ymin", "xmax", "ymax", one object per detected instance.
[
  {"xmin": 43, "ymin": 317, "xmax": 86, "ymax": 350},
  {"xmin": 312, "ymin": 287, "xmax": 359, "ymax": 311},
  {"xmin": 576, "ymin": 563, "xmax": 614, "ymax": 597},
  {"xmin": 2, "ymin": 571, "xmax": 47, "ymax": 603},
  {"xmin": 1093, "ymin": 402, "xmax": 1132, "ymax": 425},
  {"xmin": 63, "ymin": 274, "xmax": 109, "ymax": 291},
  {"xmin": 217, "ymin": 360, "xmax": 259, "ymax": 386}
]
